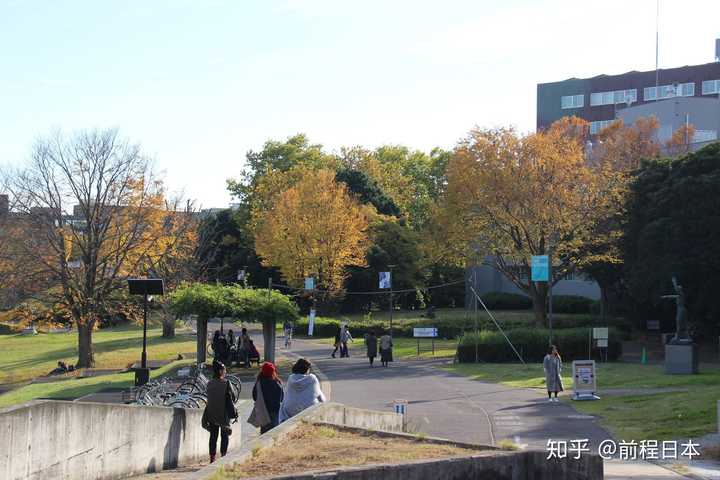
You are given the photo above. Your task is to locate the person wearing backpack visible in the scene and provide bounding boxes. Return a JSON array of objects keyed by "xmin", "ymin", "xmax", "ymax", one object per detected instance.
[{"xmin": 202, "ymin": 361, "xmax": 237, "ymax": 463}]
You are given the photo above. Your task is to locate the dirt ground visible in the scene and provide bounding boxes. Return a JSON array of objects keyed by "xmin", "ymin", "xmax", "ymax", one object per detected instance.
[{"xmin": 220, "ymin": 423, "xmax": 485, "ymax": 479}]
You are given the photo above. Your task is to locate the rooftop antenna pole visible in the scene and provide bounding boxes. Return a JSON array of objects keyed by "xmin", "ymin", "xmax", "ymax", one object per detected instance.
[{"xmin": 655, "ymin": 0, "xmax": 660, "ymax": 98}]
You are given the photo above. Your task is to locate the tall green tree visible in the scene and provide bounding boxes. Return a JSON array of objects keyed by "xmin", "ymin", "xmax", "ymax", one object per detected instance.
[{"xmin": 622, "ymin": 142, "xmax": 720, "ymax": 336}]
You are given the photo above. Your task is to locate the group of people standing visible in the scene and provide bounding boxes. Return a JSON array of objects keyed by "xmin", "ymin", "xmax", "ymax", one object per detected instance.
[{"xmin": 212, "ymin": 327, "xmax": 258, "ymax": 367}]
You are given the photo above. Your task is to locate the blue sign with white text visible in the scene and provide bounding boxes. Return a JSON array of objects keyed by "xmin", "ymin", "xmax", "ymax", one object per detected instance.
[{"xmin": 531, "ymin": 255, "xmax": 550, "ymax": 282}]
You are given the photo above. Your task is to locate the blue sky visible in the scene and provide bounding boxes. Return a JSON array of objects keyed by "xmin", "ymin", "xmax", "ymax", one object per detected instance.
[{"xmin": 2, "ymin": 0, "xmax": 720, "ymax": 208}]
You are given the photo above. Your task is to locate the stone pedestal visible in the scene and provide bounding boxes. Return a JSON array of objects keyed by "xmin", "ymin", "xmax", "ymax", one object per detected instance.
[{"xmin": 665, "ymin": 343, "xmax": 698, "ymax": 374}]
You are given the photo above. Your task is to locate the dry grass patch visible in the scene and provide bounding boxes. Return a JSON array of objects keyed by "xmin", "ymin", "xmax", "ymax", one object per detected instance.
[{"xmin": 220, "ymin": 423, "xmax": 484, "ymax": 479}]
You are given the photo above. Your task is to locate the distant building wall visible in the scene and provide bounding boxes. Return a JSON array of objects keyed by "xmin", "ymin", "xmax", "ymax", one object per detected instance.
[{"xmin": 465, "ymin": 262, "xmax": 600, "ymax": 308}]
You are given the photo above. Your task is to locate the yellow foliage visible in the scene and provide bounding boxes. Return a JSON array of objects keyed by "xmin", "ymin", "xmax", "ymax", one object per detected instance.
[{"xmin": 253, "ymin": 168, "xmax": 370, "ymax": 293}]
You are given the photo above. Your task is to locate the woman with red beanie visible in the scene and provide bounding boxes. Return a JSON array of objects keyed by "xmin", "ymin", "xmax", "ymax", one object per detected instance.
[{"xmin": 251, "ymin": 362, "xmax": 284, "ymax": 433}]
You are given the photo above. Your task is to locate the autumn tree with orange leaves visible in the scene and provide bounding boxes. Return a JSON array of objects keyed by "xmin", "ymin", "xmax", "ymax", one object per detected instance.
[
  {"xmin": 434, "ymin": 126, "xmax": 615, "ymax": 326},
  {"xmin": 252, "ymin": 168, "xmax": 370, "ymax": 300}
]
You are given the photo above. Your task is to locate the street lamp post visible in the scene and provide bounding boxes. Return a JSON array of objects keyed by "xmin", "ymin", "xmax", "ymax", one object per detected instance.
[
  {"xmin": 127, "ymin": 278, "xmax": 164, "ymax": 386},
  {"xmin": 388, "ymin": 264, "xmax": 397, "ymax": 336}
]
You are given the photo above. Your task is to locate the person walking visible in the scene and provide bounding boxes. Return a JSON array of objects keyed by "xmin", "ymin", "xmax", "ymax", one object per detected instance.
[
  {"xmin": 283, "ymin": 319, "xmax": 293, "ymax": 349},
  {"xmin": 365, "ymin": 331, "xmax": 378, "ymax": 367},
  {"xmin": 239, "ymin": 327, "xmax": 251, "ymax": 367},
  {"xmin": 202, "ymin": 361, "xmax": 237, "ymax": 463},
  {"xmin": 279, "ymin": 358, "xmax": 326, "ymax": 422},
  {"xmin": 330, "ymin": 327, "xmax": 341, "ymax": 358},
  {"xmin": 543, "ymin": 345, "xmax": 564, "ymax": 402},
  {"xmin": 251, "ymin": 362, "xmax": 284, "ymax": 434},
  {"xmin": 339, "ymin": 325, "xmax": 353, "ymax": 358},
  {"xmin": 379, "ymin": 332, "xmax": 393, "ymax": 367}
]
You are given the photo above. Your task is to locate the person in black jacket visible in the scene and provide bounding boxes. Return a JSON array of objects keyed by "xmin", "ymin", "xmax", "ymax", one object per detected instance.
[
  {"xmin": 203, "ymin": 361, "xmax": 237, "ymax": 462},
  {"xmin": 252, "ymin": 362, "xmax": 284, "ymax": 433}
]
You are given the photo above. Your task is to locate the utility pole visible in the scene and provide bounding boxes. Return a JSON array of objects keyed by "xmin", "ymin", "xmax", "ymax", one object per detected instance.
[{"xmin": 388, "ymin": 264, "xmax": 396, "ymax": 336}]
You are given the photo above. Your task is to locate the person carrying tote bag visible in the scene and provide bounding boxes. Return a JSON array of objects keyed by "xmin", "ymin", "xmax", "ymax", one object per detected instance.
[{"xmin": 249, "ymin": 362, "xmax": 283, "ymax": 434}]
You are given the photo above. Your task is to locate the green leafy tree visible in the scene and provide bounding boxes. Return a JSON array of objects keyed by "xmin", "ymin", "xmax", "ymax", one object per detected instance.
[{"xmin": 622, "ymin": 142, "xmax": 720, "ymax": 336}]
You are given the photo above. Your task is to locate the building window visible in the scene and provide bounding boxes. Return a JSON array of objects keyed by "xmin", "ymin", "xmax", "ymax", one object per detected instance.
[
  {"xmin": 643, "ymin": 82, "xmax": 695, "ymax": 101},
  {"xmin": 590, "ymin": 89, "xmax": 637, "ymax": 106},
  {"xmin": 702, "ymin": 79, "xmax": 720, "ymax": 95},
  {"xmin": 561, "ymin": 94, "xmax": 584, "ymax": 109},
  {"xmin": 589, "ymin": 119, "xmax": 615, "ymax": 135}
]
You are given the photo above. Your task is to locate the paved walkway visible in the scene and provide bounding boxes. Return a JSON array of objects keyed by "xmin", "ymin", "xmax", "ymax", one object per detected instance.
[
  {"xmin": 287, "ymin": 337, "xmax": 695, "ymax": 479},
  {"xmin": 172, "ymin": 325, "xmax": 697, "ymax": 479}
]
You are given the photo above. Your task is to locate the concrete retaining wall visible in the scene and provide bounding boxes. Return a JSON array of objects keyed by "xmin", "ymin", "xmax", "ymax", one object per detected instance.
[
  {"xmin": 0, "ymin": 400, "xmax": 240, "ymax": 480},
  {"xmin": 250, "ymin": 450, "xmax": 603, "ymax": 480},
  {"xmin": 302, "ymin": 402, "xmax": 404, "ymax": 433}
]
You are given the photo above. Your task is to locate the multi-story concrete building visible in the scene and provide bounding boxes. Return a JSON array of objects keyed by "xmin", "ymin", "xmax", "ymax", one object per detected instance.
[{"xmin": 537, "ymin": 43, "xmax": 720, "ymax": 139}]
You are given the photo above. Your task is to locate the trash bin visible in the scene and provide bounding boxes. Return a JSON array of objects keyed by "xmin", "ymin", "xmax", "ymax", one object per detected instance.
[{"xmin": 134, "ymin": 367, "xmax": 150, "ymax": 386}]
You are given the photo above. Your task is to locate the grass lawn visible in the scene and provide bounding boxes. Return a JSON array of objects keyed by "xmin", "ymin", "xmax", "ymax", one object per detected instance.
[
  {"xmin": 442, "ymin": 362, "xmax": 720, "ymax": 440},
  {"xmin": 0, "ymin": 358, "xmax": 195, "ymax": 409},
  {"xmin": 298, "ymin": 335, "xmax": 458, "ymax": 360},
  {"xmin": 0, "ymin": 325, "xmax": 198, "ymax": 385}
]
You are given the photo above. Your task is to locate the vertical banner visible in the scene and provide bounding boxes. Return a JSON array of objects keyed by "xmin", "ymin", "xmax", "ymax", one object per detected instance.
[
  {"xmin": 531, "ymin": 255, "xmax": 550, "ymax": 282},
  {"xmin": 308, "ymin": 308, "xmax": 316, "ymax": 336},
  {"xmin": 379, "ymin": 271, "xmax": 391, "ymax": 289},
  {"xmin": 304, "ymin": 277, "xmax": 315, "ymax": 290}
]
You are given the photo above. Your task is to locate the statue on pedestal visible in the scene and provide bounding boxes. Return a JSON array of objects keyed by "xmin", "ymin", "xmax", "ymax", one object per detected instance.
[{"xmin": 661, "ymin": 276, "xmax": 691, "ymax": 344}]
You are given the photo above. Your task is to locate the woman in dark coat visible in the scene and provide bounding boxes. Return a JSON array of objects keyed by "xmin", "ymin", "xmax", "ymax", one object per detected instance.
[
  {"xmin": 252, "ymin": 362, "xmax": 284, "ymax": 433},
  {"xmin": 204, "ymin": 361, "xmax": 237, "ymax": 462},
  {"xmin": 365, "ymin": 331, "xmax": 378, "ymax": 367}
]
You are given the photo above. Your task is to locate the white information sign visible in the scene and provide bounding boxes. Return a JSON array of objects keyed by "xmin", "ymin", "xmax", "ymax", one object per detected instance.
[
  {"xmin": 592, "ymin": 327, "xmax": 609, "ymax": 339},
  {"xmin": 596, "ymin": 338, "xmax": 608, "ymax": 348},
  {"xmin": 413, "ymin": 327, "xmax": 438, "ymax": 338},
  {"xmin": 571, "ymin": 360, "xmax": 600, "ymax": 401},
  {"xmin": 307, "ymin": 309, "xmax": 316, "ymax": 336},
  {"xmin": 393, "ymin": 399, "xmax": 408, "ymax": 416}
]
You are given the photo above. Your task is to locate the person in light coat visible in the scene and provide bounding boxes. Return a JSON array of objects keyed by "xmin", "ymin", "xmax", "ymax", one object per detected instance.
[
  {"xmin": 543, "ymin": 345, "xmax": 563, "ymax": 402},
  {"xmin": 279, "ymin": 358, "xmax": 326, "ymax": 422}
]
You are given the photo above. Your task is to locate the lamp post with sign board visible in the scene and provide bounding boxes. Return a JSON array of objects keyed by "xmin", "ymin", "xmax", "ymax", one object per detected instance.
[
  {"xmin": 531, "ymin": 255, "xmax": 552, "ymax": 344},
  {"xmin": 127, "ymin": 278, "xmax": 164, "ymax": 386},
  {"xmin": 379, "ymin": 266, "xmax": 395, "ymax": 335},
  {"xmin": 304, "ymin": 277, "xmax": 316, "ymax": 337}
]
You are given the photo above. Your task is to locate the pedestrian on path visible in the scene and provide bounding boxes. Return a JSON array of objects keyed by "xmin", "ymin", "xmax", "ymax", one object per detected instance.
[
  {"xmin": 202, "ymin": 361, "xmax": 237, "ymax": 463},
  {"xmin": 331, "ymin": 327, "xmax": 341, "ymax": 358},
  {"xmin": 543, "ymin": 345, "xmax": 563, "ymax": 402},
  {"xmin": 279, "ymin": 358, "xmax": 326, "ymax": 422},
  {"xmin": 239, "ymin": 327, "xmax": 251, "ymax": 367},
  {"xmin": 251, "ymin": 362, "xmax": 284, "ymax": 434},
  {"xmin": 379, "ymin": 332, "xmax": 393, "ymax": 367},
  {"xmin": 339, "ymin": 325, "xmax": 353, "ymax": 358},
  {"xmin": 365, "ymin": 331, "xmax": 378, "ymax": 367}
]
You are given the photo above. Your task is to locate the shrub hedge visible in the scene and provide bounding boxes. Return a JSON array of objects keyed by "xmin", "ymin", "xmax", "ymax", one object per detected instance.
[
  {"xmin": 456, "ymin": 327, "xmax": 622, "ymax": 363},
  {"xmin": 479, "ymin": 292, "xmax": 532, "ymax": 310}
]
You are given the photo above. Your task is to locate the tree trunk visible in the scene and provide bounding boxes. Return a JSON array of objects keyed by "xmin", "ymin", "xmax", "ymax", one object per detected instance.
[
  {"xmin": 263, "ymin": 319, "xmax": 276, "ymax": 363},
  {"xmin": 197, "ymin": 316, "xmax": 208, "ymax": 365},
  {"xmin": 162, "ymin": 315, "xmax": 175, "ymax": 338},
  {"xmin": 77, "ymin": 322, "xmax": 95, "ymax": 368},
  {"xmin": 529, "ymin": 284, "xmax": 548, "ymax": 327}
]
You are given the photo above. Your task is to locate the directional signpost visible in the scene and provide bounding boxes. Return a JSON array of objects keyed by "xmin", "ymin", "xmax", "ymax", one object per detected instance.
[
  {"xmin": 531, "ymin": 255, "xmax": 553, "ymax": 344},
  {"xmin": 413, "ymin": 327, "xmax": 438, "ymax": 356}
]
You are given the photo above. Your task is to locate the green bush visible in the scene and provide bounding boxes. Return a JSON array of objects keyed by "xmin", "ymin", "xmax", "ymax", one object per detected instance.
[
  {"xmin": 551, "ymin": 295, "xmax": 594, "ymax": 314},
  {"xmin": 456, "ymin": 327, "xmax": 622, "ymax": 363},
  {"xmin": 480, "ymin": 292, "xmax": 532, "ymax": 310},
  {"xmin": 170, "ymin": 283, "xmax": 299, "ymax": 323}
]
